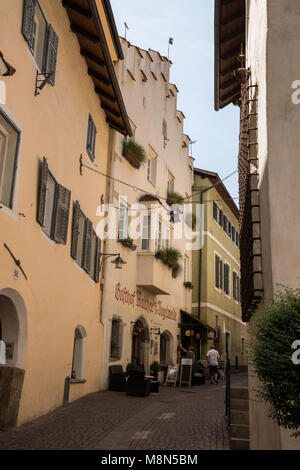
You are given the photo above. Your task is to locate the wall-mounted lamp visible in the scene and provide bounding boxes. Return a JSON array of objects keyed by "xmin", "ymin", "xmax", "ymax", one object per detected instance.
[{"xmin": 100, "ymin": 253, "xmax": 126, "ymax": 269}]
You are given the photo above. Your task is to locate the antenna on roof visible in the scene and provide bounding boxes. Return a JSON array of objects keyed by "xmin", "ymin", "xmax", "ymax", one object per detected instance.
[
  {"xmin": 168, "ymin": 37, "xmax": 174, "ymax": 60},
  {"xmin": 190, "ymin": 140, "xmax": 197, "ymax": 157},
  {"xmin": 124, "ymin": 22, "xmax": 129, "ymax": 40}
]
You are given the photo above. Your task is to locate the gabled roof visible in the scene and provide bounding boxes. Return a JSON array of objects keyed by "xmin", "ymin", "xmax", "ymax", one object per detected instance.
[
  {"xmin": 63, "ymin": 0, "xmax": 132, "ymax": 136},
  {"xmin": 194, "ymin": 167, "xmax": 239, "ymax": 219},
  {"xmin": 214, "ymin": 0, "xmax": 245, "ymax": 111}
]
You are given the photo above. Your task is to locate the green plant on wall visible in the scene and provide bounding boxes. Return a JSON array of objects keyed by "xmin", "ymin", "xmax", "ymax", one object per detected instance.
[
  {"xmin": 248, "ymin": 285, "xmax": 300, "ymax": 437},
  {"xmin": 167, "ymin": 191, "xmax": 184, "ymax": 206},
  {"xmin": 122, "ymin": 139, "xmax": 146, "ymax": 169}
]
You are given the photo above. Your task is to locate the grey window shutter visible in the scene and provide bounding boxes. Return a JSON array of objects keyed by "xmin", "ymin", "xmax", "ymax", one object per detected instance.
[
  {"xmin": 213, "ymin": 202, "xmax": 217, "ymax": 221},
  {"xmin": 37, "ymin": 157, "xmax": 48, "ymax": 226},
  {"xmin": 53, "ymin": 185, "xmax": 71, "ymax": 245},
  {"xmin": 219, "ymin": 260, "xmax": 223, "ymax": 290},
  {"xmin": 94, "ymin": 237, "xmax": 101, "ymax": 282},
  {"xmin": 22, "ymin": 0, "xmax": 36, "ymax": 49},
  {"xmin": 83, "ymin": 219, "xmax": 93, "ymax": 273},
  {"xmin": 44, "ymin": 24, "xmax": 58, "ymax": 85},
  {"xmin": 71, "ymin": 201, "xmax": 80, "ymax": 259}
]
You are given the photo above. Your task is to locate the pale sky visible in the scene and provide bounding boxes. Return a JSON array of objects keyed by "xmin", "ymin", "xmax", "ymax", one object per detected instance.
[{"xmin": 110, "ymin": 0, "xmax": 240, "ymax": 199}]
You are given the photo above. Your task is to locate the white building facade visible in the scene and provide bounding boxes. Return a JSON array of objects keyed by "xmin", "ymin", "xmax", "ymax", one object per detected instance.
[{"xmin": 99, "ymin": 38, "xmax": 195, "ymax": 388}]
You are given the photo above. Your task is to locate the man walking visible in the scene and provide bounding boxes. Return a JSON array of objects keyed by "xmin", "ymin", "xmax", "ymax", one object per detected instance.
[{"xmin": 206, "ymin": 344, "xmax": 220, "ymax": 384}]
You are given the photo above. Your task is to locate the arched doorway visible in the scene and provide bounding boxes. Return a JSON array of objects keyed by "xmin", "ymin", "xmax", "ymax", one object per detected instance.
[
  {"xmin": 0, "ymin": 289, "xmax": 27, "ymax": 431},
  {"xmin": 160, "ymin": 330, "xmax": 173, "ymax": 366},
  {"xmin": 131, "ymin": 317, "xmax": 150, "ymax": 372}
]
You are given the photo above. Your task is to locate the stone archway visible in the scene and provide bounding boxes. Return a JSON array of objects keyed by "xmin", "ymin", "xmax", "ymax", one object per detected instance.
[
  {"xmin": 131, "ymin": 317, "xmax": 150, "ymax": 373},
  {"xmin": 0, "ymin": 288, "xmax": 27, "ymax": 431}
]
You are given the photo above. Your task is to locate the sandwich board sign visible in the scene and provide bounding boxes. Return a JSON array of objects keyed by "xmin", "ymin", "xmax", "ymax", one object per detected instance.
[
  {"xmin": 179, "ymin": 358, "xmax": 193, "ymax": 387},
  {"xmin": 0, "ymin": 340, "xmax": 6, "ymax": 365},
  {"xmin": 165, "ymin": 364, "xmax": 179, "ymax": 386}
]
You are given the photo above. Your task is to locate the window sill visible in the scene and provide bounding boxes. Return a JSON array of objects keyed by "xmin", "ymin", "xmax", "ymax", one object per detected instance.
[{"xmin": 70, "ymin": 379, "xmax": 87, "ymax": 384}]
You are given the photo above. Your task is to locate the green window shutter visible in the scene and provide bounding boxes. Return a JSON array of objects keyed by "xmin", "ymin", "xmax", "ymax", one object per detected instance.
[
  {"xmin": 83, "ymin": 218, "xmax": 93, "ymax": 273},
  {"xmin": 232, "ymin": 226, "xmax": 235, "ymax": 242},
  {"xmin": 44, "ymin": 25, "xmax": 59, "ymax": 85},
  {"xmin": 94, "ymin": 237, "xmax": 101, "ymax": 282},
  {"xmin": 37, "ymin": 157, "xmax": 48, "ymax": 226},
  {"xmin": 233, "ymin": 272, "xmax": 236, "ymax": 299},
  {"xmin": 219, "ymin": 210, "xmax": 223, "ymax": 227},
  {"xmin": 237, "ymin": 276, "xmax": 240, "ymax": 302},
  {"xmin": 22, "ymin": 0, "xmax": 36, "ymax": 49},
  {"xmin": 215, "ymin": 255, "xmax": 219, "ymax": 288},
  {"xmin": 213, "ymin": 202, "xmax": 218, "ymax": 221},
  {"xmin": 71, "ymin": 201, "xmax": 80, "ymax": 259},
  {"xmin": 219, "ymin": 260, "xmax": 223, "ymax": 289},
  {"xmin": 53, "ymin": 185, "xmax": 71, "ymax": 244}
]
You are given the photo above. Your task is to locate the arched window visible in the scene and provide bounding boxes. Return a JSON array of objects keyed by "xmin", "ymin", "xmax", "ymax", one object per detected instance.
[
  {"xmin": 160, "ymin": 331, "xmax": 173, "ymax": 365},
  {"xmin": 72, "ymin": 326, "xmax": 87, "ymax": 380}
]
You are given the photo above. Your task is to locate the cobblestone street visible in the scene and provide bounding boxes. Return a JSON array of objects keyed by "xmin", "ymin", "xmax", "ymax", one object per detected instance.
[{"xmin": 0, "ymin": 373, "xmax": 247, "ymax": 451}]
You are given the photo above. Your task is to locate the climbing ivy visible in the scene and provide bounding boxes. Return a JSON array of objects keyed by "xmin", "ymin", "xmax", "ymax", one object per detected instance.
[{"xmin": 248, "ymin": 286, "xmax": 300, "ymax": 437}]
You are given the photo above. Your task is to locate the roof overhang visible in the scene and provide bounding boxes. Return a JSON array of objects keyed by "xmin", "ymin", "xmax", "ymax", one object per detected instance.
[
  {"xmin": 63, "ymin": 0, "xmax": 132, "ymax": 136},
  {"xmin": 194, "ymin": 167, "xmax": 239, "ymax": 219},
  {"xmin": 214, "ymin": 0, "xmax": 246, "ymax": 111}
]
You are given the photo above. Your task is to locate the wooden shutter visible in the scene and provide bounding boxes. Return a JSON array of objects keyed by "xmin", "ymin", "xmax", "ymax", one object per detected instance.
[
  {"xmin": 94, "ymin": 237, "xmax": 101, "ymax": 282},
  {"xmin": 44, "ymin": 25, "xmax": 59, "ymax": 85},
  {"xmin": 53, "ymin": 185, "xmax": 71, "ymax": 244},
  {"xmin": 22, "ymin": 0, "xmax": 36, "ymax": 49},
  {"xmin": 213, "ymin": 202, "xmax": 218, "ymax": 221},
  {"xmin": 233, "ymin": 272, "xmax": 237, "ymax": 299},
  {"xmin": 219, "ymin": 209, "xmax": 223, "ymax": 227},
  {"xmin": 71, "ymin": 201, "xmax": 80, "ymax": 259},
  {"xmin": 83, "ymin": 218, "xmax": 93, "ymax": 273},
  {"xmin": 215, "ymin": 255, "xmax": 219, "ymax": 288},
  {"xmin": 219, "ymin": 260, "xmax": 223, "ymax": 290},
  {"xmin": 37, "ymin": 157, "xmax": 48, "ymax": 226}
]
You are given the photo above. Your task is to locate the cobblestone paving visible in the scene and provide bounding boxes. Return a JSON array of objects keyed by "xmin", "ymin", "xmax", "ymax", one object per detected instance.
[{"xmin": 0, "ymin": 374, "xmax": 247, "ymax": 451}]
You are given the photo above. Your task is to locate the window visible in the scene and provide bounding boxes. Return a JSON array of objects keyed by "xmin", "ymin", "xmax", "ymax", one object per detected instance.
[
  {"xmin": 228, "ymin": 220, "xmax": 232, "ymax": 237},
  {"xmin": 236, "ymin": 232, "xmax": 240, "ymax": 248},
  {"xmin": 232, "ymin": 225, "xmax": 236, "ymax": 242},
  {"xmin": 0, "ymin": 110, "xmax": 20, "ymax": 209},
  {"xmin": 141, "ymin": 214, "xmax": 150, "ymax": 250},
  {"xmin": 167, "ymin": 171, "xmax": 174, "ymax": 194},
  {"xmin": 22, "ymin": 0, "xmax": 58, "ymax": 85},
  {"xmin": 155, "ymin": 217, "xmax": 162, "ymax": 252},
  {"xmin": 71, "ymin": 201, "xmax": 101, "ymax": 282},
  {"xmin": 86, "ymin": 114, "xmax": 97, "ymax": 163},
  {"xmin": 215, "ymin": 254, "xmax": 223, "ymax": 290},
  {"xmin": 72, "ymin": 326, "xmax": 87, "ymax": 380},
  {"xmin": 147, "ymin": 146, "xmax": 157, "ymax": 186},
  {"xmin": 118, "ymin": 198, "xmax": 128, "ymax": 240},
  {"xmin": 110, "ymin": 318, "xmax": 122, "ymax": 359},
  {"xmin": 224, "ymin": 263, "xmax": 230, "ymax": 296},
  {"xmin": 37, "ymin": 158, "xmax": 71, "ymax": 244}
]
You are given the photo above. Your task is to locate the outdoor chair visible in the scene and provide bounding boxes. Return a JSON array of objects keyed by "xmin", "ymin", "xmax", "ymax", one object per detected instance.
[
  {"xmin": 108, "ymin": 365, "xmax": 127, "ymax": 392},
  {"xmin": 126, "ymin": 370, "xmax": 151, "ymax": 397}
]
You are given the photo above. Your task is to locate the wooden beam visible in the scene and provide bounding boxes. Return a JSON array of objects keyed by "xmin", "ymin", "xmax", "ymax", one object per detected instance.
[
  {"xmin": 222, "ymin": 9, "xmax": 245, "ymax": 26},
  {"xmin": 101, "ymin": 102, "xmax": 121, "ymax": 118},
  {"xmin": 70, "ymin": 24, "xmax": 99, "ymax": 43},
  {"xmin": 94, "ymin": 86, "xmax": 116, "ymax": 103},
  {"xmin": 220, "ymin": 88, "xmax": 240, "ymax": 104},
  {"xmin": 220, "ymin": 76, "xmax": 239, "ymax": 90},
  {"xmin": 220, "ymin": 46, "xmax": 241, "ymax": 61},
  {"xmin": 62, "ymin": 0, "xmax": 92, "ymax": 18},
  {"xmin": 221, "ymin": 29, "xmax": 244, "ymax": 45},
  {"xmin": 80, "ymin": 48, "xmax": 105, "ymax": 67},
  {"xmin": 88, "ymin": 68, "xmax": 110, "ymax": 86},
  {"xmin": 106, "ymin": 117, "xmax": 127, "ymax": 136}
]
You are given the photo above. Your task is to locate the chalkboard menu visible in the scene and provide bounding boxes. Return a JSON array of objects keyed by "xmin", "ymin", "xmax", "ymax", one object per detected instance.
[{"xmin": 180, "ymin": 358, "xmax": 193, "ymax": 387}]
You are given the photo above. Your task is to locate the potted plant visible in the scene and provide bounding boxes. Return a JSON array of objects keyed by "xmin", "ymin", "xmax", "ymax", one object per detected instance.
[
  {"xmin": 167, "ymin": 191, "xmax": 184, "ymax": 206},
  {"xmin": 150, "ymin": 361, "xmax": 161, "ymax": 380},
  {"xmin": 184, "ymin": 281, "xmax": 194, "ymax": 290},
  {"xmin": 126, "ymin": 362, "xmax": 138, "ymax": 375},
  {"xmin": 119, "ymin": 236, "xmax": 137, "ymax": 251},
  {"xmin": 122, "ymin": 139, "xmax": 146, "ymax": 169},
  {"xmin": 172, "ymin": 263, "xmax": 182, "ymax": 278}
]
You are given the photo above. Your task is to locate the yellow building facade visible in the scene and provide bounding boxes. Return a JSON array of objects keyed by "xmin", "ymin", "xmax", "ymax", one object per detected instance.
[
  {"xmin": 192, "ymin": 169, "xmax": 247, "ymax": 368},
  {"xmin": 0, "ymin": 0, "xmax": 130, "ymax": 429}
]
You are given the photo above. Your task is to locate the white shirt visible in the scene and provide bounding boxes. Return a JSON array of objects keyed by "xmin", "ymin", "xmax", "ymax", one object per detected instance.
[{"xmin": 206, "ymin": 349, "xmax": 220, "ymax": 366}]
